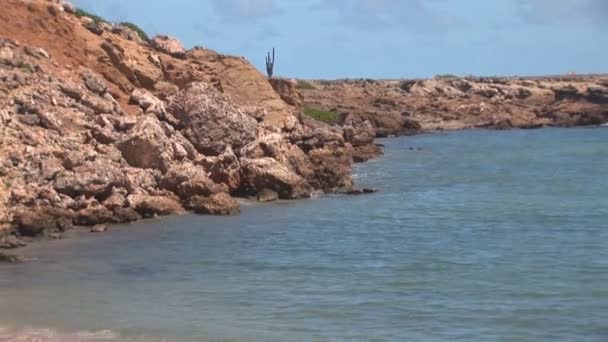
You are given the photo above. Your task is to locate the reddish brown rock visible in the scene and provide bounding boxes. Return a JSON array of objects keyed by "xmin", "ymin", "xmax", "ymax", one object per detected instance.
[{"xmin": 185, "ymin": 193, "xmax": 240, "ymax": 215}]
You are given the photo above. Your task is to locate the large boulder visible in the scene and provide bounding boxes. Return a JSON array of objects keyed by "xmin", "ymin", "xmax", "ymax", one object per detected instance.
[
  {"xmin": 13, "ymin": 208, "xmax": 73, "ymax": 237},
  {"xmin": 127, "ymin": 194, "xmax": 185, "ymax": 217},
  {"xmin": 209, "ymin": 147, "xmax": 241, "ymax": 192},
  {"xmin": 150, "ymin": 35, "xmax": 186, "ymax": 59},
  {"xmin": 117, "ymin": 115, "xmax": 174, "ymax": 171},
  {"xmin": 241, "ymin": 130, "xmax": 315, "ymax": 181},
  {"xmin": 307, "ymin": 145, "xmax": 354, "ymax": 191},
  {"xmin": 169, "ymin": 82, "xmax": 258, "ymax": 155},
  {"xmin": 160, "ymin": 163, "xmax": 227, "ymax": 198},
  {"xmin": 54, "ymin": 160, "xmax": 127, "ymax": 199},
  {"xmin": 240, "ymin": 158, "xmax": 312, "ymax": 199},
  {"xmin": 185, "ymin": 193, "xmax": 240, "ymax": 215}
]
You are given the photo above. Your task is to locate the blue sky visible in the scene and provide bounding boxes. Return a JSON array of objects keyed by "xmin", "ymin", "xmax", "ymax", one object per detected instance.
[{"xmin": 72, "ymin": 0, "xmax": 607, "ymax": 79}]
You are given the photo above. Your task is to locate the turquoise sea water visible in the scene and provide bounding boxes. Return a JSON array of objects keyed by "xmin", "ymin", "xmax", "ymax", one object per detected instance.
[{"xmin": 0, "ymin": 127, "xmax": 607, "ymax": 341}]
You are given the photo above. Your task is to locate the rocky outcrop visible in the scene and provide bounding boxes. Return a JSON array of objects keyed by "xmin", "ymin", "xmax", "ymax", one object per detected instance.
[
  {"xmin": 300, "ymin": 76, "xmax": 608, "ymax": 132},
  {"xmin": 0, "ymin": 0, "xmax": 361, "ymax": 251}
]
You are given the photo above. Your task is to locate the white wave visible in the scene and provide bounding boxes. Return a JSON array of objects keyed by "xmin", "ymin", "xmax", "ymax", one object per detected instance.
[{"xmin": 0, "ymin": 326, "xmax": 118, "ymax": 342}]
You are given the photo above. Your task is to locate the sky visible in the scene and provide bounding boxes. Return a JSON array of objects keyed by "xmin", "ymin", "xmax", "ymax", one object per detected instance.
[{"xmin": 71, "ymin": 0, "xmax": 607, "ymax": 79}]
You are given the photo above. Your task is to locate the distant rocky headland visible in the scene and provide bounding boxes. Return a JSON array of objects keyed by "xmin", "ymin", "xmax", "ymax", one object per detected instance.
[{"xmin": 1, "ymin": 0, "xmax": 607, "ymax": 260}]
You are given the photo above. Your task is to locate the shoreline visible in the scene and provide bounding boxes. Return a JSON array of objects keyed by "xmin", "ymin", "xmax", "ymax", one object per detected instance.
[
  {"xmin": 3, "ymin": 124, "xmax": 607, "ymax": 262},
  {"xmin": 1, "ymin": 0, "xmax": 607, "ymax": 262}
]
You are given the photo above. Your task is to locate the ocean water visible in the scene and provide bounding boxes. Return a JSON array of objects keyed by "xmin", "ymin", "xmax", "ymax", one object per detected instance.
[{"xmin": 0, "ymin": 127, "xmax": 607, "ymax": 341}]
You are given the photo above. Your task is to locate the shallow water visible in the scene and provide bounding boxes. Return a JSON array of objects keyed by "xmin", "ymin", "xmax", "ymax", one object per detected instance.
[{"xmin": 1, "ymin": 127, "xmax": 607, "ymax": 341}]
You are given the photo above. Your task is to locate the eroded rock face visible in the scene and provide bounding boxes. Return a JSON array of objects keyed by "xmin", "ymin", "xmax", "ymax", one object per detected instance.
[
  {"xmin": 169, "ymin": 82, "xmax": 258, "ymax": 155},
  {"xmin": 269, "ymin": 78, "xmax": 303, "ymax": 109}
]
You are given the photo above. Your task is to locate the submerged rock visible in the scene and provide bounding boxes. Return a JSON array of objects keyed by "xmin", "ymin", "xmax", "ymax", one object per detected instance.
[{"xmin": 0, "ymin": 252, "xmax": 25, "ymax": 263}]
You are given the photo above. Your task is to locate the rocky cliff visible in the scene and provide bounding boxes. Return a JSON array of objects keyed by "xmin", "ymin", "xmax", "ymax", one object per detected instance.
[
  {"xmin": 301, "ymin": 76, "xmax": 608, "ymax": 134},
  {"xmin": 0, "ymin": 0, "xmax": 371, "ymax": 252}
]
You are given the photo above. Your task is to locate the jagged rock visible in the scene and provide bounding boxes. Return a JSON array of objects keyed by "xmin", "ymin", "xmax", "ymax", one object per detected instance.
[
  {"xmin": 54, "ymin": 160, "xmax": 127, "ymax": 199},
  {"xmin": 81, "ymin": 69, "xmax": 108, "ymax": 95},
  {"xmin": 240, "ymin": 158, "xmax": 312, "ymax": 199},
  {"xmin": 117, "ymin": 115, "xmax": 173, "ymax": 171},
  {"xmin": 92, "ymin": 125, "xmax": 117, "ymax": 144},
  {"xmin": 14, "ymin": 211, "xmax": 55, "ymax": 236},
  {"xmin": 130, "ymin": 88, "xmax": 164, "ymax": 113},
  {"xmin": 352, "ymin": 144, "xmax": 383, "ymax": 163},
  {"xmin": 24, "ymin": 46, "xmax": 49, "ymax": 59},
  {"xmin": 113, "ymin": 207, "xmax": 141, "ymax": 223},
  {"xmin": 343, "ymin": 118, "xmax": 376, "ymax": 147},
  {"xmin": 61, "ymin": 150, "xmax": 85, "ymax": 170},
  {"xmin": 102, "ymin": 189, "xmax": 127, "ymax": 210},
  {"xmin": 308, "ymin": 145, "xmax": 354, "ymax": 191},
  {"xmin": 124, "ymin": 168, "xmax": 159, "ymax": 193},
  {"xmin": 37, "ymin": 111, "xmax": 62, "ymax": 131},
  {"xmin": 169, "ymin": 82, "xmax": 258, "ymax": 155},
  {"xmin": 127, "ymin": 194, "xmax": 185, "ymax": 217},
  {"xmin": 75, "ymin": 206, "xmax": 115, "ymax": 226},
  {"xmin": 209, "ymin": 147, "xmax": 241, "ymax": 192},
  {"xmin": 159, "ymin": 163, "xmax": 226, "ymax": 199},
  {"xmin": 13, "ymin": 208, "xmax": 73, "ymax": 237},
  {"xmin": 150, "ymin": 35, "xmax": 186, "ymax": 59},
  {"xmin": 0, "ymin": 46, "xmax": 14, "ymax": 62},
  {"xmin": 257, "ymin": 188, "xmax": 278, "ymax": 202},
  {"xmin": 62, "ymin": 1, "xmax": 76, "ymax": 13},
  {"xmin": 241, "ymin": 106, "xmax": 267, "ymax": 122},
  {"xmin": 84, "ymin": 21, "xmax": 104, "ymax": 35},
  {"xmin": 18, "ymin": 114, "xmax": 41, "ymax": 126},
  {"xmin": 111, "ymin": 25, "xmax": 145, "ymax": 44},
  {"xmin": 185, "ymin": 193, "xmax": 240, "ymax": 215},
  {"xmin": 269, "ymin": 78, "xmax": 303, "ymax": 109},
  {"xmin": 40, "ymin": 157, "xmax": 64, "ymax": 180}
]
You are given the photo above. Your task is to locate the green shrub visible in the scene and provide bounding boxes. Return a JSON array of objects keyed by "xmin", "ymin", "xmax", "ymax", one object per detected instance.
[
  {"xmin": 304, "ymin": 107, "xmax": 338, "ymax": 124},
  {"xmin": 18, "ymin": 62, "xmax": 33, "ymax": 73},
  {"xmin": 297, "ymin": 80, "xmax": 316, "ymax": 90},
  {"xmin": 120, "ymin": 22, "xmax": 149, "ymax": 41},
  {"xmin": 74, "ymin": 8, "xmax": 108, "ymax": 24},
  {"xmin": 435, "ymin": 74, "xmax": 458, "ymax": 79}
]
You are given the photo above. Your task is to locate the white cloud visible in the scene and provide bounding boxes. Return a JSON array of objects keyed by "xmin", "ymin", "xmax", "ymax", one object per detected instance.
[{"xmin": 517, "ymin": 0, "xmax": 608, "ymax": 25}]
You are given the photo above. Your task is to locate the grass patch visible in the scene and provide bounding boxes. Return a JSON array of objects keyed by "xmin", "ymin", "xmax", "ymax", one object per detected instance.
[
  {"xmin": 304, "ymin": 107, "xmax": 338, "ymax": 124},
  {"xmin": 120, "ymin": 22, "xmax": 149, "ymax": 41},
  {"xmin": 297, "ymin": 80, "xmax": 316, "ymax": 90},
  {"xmin": 74, "ymin": 8, "xmax": 108, "ymax": 24}
]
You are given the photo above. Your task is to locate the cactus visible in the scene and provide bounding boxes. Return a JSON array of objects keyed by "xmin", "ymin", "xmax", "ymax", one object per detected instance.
[{"xmin": 265, "ymin": 48, "xmax": 275, "ymax": 78}]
